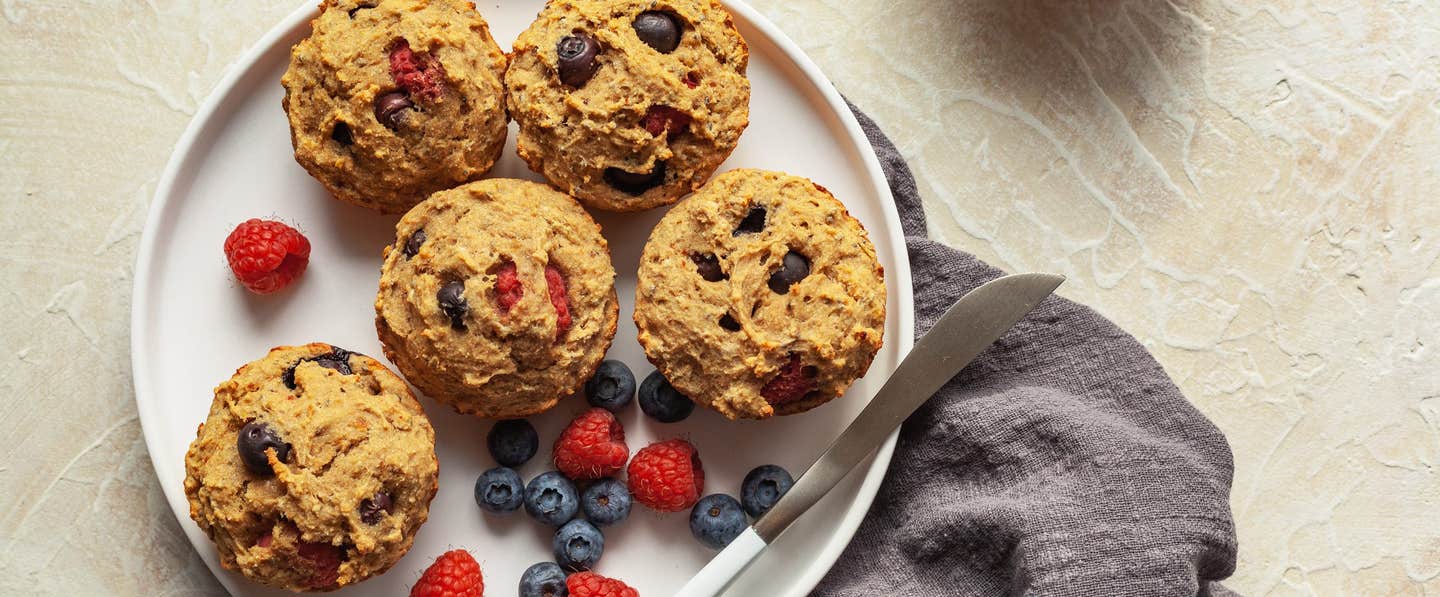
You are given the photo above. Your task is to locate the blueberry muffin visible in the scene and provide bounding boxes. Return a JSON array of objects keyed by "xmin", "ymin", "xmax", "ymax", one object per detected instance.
[
  {"xmin": 634, "ymin": 169, "xmax": 886, "ymax": 419},
  {"xmin": 282, "ymin": 0, "xmax": 508, "ymax": 213},
  {"xmin": 375, "ymin": 179, "xmax": 619, "ymax": 418},
  {"xmin": 506, "ymin": 0, "xmax": 750, "ymax": 212},
  {"xmin": 183, "ymin": 343, "xmax": 438, "ymax": 592}
]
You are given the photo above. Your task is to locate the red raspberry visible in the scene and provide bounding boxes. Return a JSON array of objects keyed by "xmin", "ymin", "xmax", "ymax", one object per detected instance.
[
  {"xmin": 409, "ymin": 549, "xmax": 483, "ymax": 597},
  {"xmin": 389, "ymin": 39, "xmax": 447, "ymax": 102},
  {"xmin": 643, "ymin": 105, "xmax": 692, "ymax": 139},
  {"xmin": 761, "ymin": 354, "xmax": 818, "ymax": 406},
  {"xmin": 627, "ymin": 438, "xmax": 704, "ymax": 512},
  {"xmin": 554, "ymin": 408, "xmax": 629, "ymax": 480},
  {"xmin": 544, "ymin": 265, "xmax": 572, "ymax": 336},
  {"xmin": 296, "ymin": 540, "xmax": 342, "ymax": 589},
  {"xmin": 223, "ymin": 218, "xmax": 310, "ymax": 294},
  {"xmin": 566, "ymin": 571, "xmax": 639, "ymax": 597},
  {"xmin": 495, "ymin": 261, "xmax": 523, "ymax": 314}
]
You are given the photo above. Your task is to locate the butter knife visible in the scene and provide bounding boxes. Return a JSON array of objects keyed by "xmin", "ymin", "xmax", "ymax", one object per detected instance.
[{"xmin": 676, "ymin": 272, "xmax": 1065, "ymax": 597}]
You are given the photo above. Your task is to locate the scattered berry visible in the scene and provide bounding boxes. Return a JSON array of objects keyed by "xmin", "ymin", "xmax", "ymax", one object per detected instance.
[
  {"xmin": 556, "ymin": 34, "xmax": 600, "ymax": 88},
  {"xmin": 553, "ymin": 408, "xmax": 629, "ymax": 481},
  {"xmin": 767, "ymin": 250, "xmax": 811, "ymax": 294},
  {"xmin": 474, "ymin": 467, "xmax": 524, "ymax": 514},
  {"xmin": 760, "ymin": 354, "xmax": 818, "ymax": 406},
  {"xmin": 580, "ymin": 477, "xmax": 632, "ymax": 526},
  {"xmin": 223, "ymin": 218, "xmax": 310, "ymax": 294},
  {"xmin": 525, "ymin": 471, "xmax": 580, "ymax": 526},
  {"xmin": 689, "ymin": 494, "xmax": 747, "ymax": 549},
  {"xmin": 236, "ymin": 421, "xmax": 290, "ymax": 477},
  {"xmin": 632, "ymin": 11, "xmax": 680, "ymax": 53},
  {"xmin": 552, "ymin": 519, "xmax": 605, "ymax": 571},
  {"xmin": 519, "ymin": 562, "xmax": 570, "ymax": 597},
  {"xmin": 585, "ymin": 360, "xmax": 636, "ymax": 412},
  {"xmin": 741, "ymin": 464, "xmax": 794, "ymax": 518},
  {"xmin": 566, "ymin": 571, "xmax": 639, "ymax": 597},
  {"xmin": 410, "ymin": 549, "xmax": 483, "ymax": 597},
  {"xmin": 627, "ymin": 438, "xmax": 704, "ymax": 512},
  {"xmin": 488, "ymin": 419, "xmax": 539, "ymax": 467},
  {"xmin": 638, "ymin": 370, "xmax": 695, "ymax": 423}
]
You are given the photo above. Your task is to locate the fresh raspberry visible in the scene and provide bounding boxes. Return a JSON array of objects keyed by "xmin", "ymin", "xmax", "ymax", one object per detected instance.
[
  {"xmin": 643, "ymin": 105, "xmax": 692, "ymax": 139},
  {"xmin": 566, "ymin": 571, "xmax": 640, "ymax": 597},
  {"xmin": 223, "ymin": 218, "xmax": 311, "ymax": 294},
  {"xmin": 410, "ymin": 549, "xmax": 483, "ymax": 597},
  {"xmin": 627, "ymin": 438, "xmax": 704, "ymax": 512},
  {"xmin": 554, "ymin": 408, "xmax": 629, "ymax": 480},
  {"xmin": 761, "ymin": 354, "xmax": 818, "ymax": 406},
  {"xmin": 495, "ymin": 261, "xmax": 523, "ymax": 314},
  {"xmin": 544, "ymin": 265, "xmax": 573, "ymax": 336},
  {"xmin": 389, "ymin": 39, "xmax": 446, "ymax": 102},
  {"xmin": 296, "ymin": 540, "xmax": 342, "ymax": 590}
]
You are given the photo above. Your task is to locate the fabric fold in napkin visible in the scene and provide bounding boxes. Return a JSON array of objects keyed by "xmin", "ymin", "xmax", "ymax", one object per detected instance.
[{"xmin": 813, "ymin": 105, "xmax": 1239, "ymax": 596}]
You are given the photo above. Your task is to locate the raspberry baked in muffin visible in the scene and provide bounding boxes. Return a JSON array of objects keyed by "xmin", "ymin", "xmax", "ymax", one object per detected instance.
[
  {"xmin": 634, "ymin": 169, "xmax": 886, "ymax": 419},
  {"xmin": 375, "ymin": 179, "xmax": 619, "ymax": 418},
  {"xmin": 506, "ymin": 0, "xmax": 751, "ymax": 211},
  {"xmin": 183, "ymin": 343, "xmax": 438, "ymax": 591},
  {"xmin": 281, "ymin": 0, "xmax": 508, "ymax": 213}
]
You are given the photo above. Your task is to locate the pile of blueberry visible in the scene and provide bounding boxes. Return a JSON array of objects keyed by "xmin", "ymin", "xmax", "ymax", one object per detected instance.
[{"xmin": 472, "ymin": 360, "xmax": 794, "ymax": 595}]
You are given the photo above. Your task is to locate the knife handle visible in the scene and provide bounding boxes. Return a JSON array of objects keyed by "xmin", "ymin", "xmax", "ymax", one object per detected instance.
[{"xmin": 674, "ymin": 527, "xmax": 767, "ymax": 597}]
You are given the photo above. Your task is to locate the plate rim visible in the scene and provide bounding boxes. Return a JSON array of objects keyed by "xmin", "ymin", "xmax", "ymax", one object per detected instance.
[{"xmin": 129, "ymin": 1, "xmax": 916, "ymax": 595}]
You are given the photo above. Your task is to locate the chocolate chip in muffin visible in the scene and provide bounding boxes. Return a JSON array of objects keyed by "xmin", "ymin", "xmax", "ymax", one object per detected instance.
[
  {"xmin": 556, "ymin": 34, "xmax": 600, "ymax": 87},
  {"xmin": 633, "ymin": 11, "xmax": 680, "ymax": 53},
  {"xmin": 374, "ymin": 91, "xmax": 413, "ymax": 130},
  {"xmin": 719, "ymin": 313, "xmax": 741, "ymax": 332},
  {"xmin": 437, "ymin": 280, "xmax": 469, "ymax": 330},
  {"xmin": 604, "ymin": 162, "xmax": 666, "ymax": 195},
  {"xmin": 403, "ymin": 228, "xmax": 426, "ymax": 259},
  {"xmin": 237, "ymin": 421, "xmax": 291, "ymax": 476},
  {"xmin": 359, "ymin": 491, "xmax": 393, "ymax": 524},
  {"xmin": 330, "ymin": 121, "xmax": 354, "ymax": 146},
  {"xmin": 767, "ymin": 251, "xmax": 810, "ymax": 294},
  {"xmin": 691, "ymin": 253, "xmax": 726, "ymax": 282},
  {"xmin": 734, "ymin": 206, "xmax": 767, "ymax": 235}
]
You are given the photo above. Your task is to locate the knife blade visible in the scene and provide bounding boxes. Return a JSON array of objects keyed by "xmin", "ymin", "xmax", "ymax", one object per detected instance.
[{"xmin": 676, "ymin": 272, "xmax": 1064, "ymax": 597}]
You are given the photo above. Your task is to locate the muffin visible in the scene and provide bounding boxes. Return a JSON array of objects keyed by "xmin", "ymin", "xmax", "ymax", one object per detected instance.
[
  {"xmin": 183, "ymin": 343, "xmax": 438, "ymax": 591},
  {"xmin": 281, "ymin": 0, "xmax": 509, "ymax": 213},
  {"xmin": 634, "ymin": 169, "xmax": 886, "ymax": 419},
  {"xmin": 506, "ymin": 0, "xmax": 750, "ymax": 212},
  {"xmin": 375, "ymin": 179, "xmax": 619, "ymax": 418}
]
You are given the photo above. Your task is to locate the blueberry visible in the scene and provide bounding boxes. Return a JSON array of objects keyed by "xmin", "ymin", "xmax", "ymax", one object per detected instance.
[
  {"xmin": 767, "ymin": 250, "xmax": 811, "ymax": 294},
  {"xmin": 403, "ymin": 228, "xmax": 425, "ymax": 259},
  {"xmin": 638, "ymin": 370, "xmax": 694, "ymax": 423},
  {"xmin": 633, "ymin": 11, "xmax": 680, "ymax": 53},
  {"xmin": 359, "ymin": 491, "xmax": 392, "ymax": 524},
  {"xmin": 580, "ymin": 477, "xmax": 632, "ymax": 526},
  {"xmin": 282, "ymin": 346, "xmax": 353, "ymax": 389},
  {"xmin": 718, "ymin": 313, "xmax": 741, "ymax": 332},
  {"xmin": 519, "ymin": 561, "xmax": 569, "ymax": 597},
  {"xmin": 487, "ymin": 419, "xmax": 539, "ymax": 467},
  {"xmin": 475, "ymin": 466, "xmax": 525, "ymax": 514},
  {"xmin": 373, "ymin": 90, "xmax": 413, "ymax": 130},
  {"xmin": 689, "ymin": 494, "xmax": 747, "ymax": 549},
  {"xmin": 691, "ymin": 253, "xmax": 726, "ymax": 282},
  {"xmin": 584, "ymin": 360, "xmax": 636, "ymax": 412},
  {"xmin": 524, "ymin": 471, "xmax": 580, "ymax": 526},
  {"xmin": 552, "ymin": 519, "xmax": 604, "ymax": 571},
  {"xmin": 733, "ymin": 206, "xmax": 766, "ymax": 235},
  {"xmin": 236, "ymin": 421, "xmax": 291, "ymax": 477},
  {"xmin": 741, "ymin": 464, "xmax": 794, "ymax": 518},
  {"xmin": 330, "ymin": 121, "xmax": 353, "ymax": 146},
  {"xmin": 437, "ymin": 280, "xmax": 468, "ymax": 330},
  {"xmin": 604, "ymin": 161, "xmax": 666, "ymax": 195},
  {"xmin": 556, "ymin": 34, "xmax": 600, "ymax": 88}
]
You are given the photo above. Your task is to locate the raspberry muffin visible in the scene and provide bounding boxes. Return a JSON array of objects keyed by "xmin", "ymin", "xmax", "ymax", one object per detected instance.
[
  {"xmin": 375, "ymin": 179, "xmax": 619, "ymax": 418},
  {"xmin": 634, "ymin": 169, "xmax": 886, "ymax": 419},
  {"xmin": 281, "ymin": 0, "xmax": 508, "ymax": 213},
  {"xmin": 183, "ymin": 343, "xmax": 438, "ymax": 592},
  {"xmin": 506, "ymin": 0, "xmax": 750, "ymax": 212}
]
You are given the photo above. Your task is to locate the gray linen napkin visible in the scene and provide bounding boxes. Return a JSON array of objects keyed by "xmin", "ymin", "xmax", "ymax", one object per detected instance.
[{"xmin": 813, "ymin": 106, "xmax": 1239, "ymax": 596}]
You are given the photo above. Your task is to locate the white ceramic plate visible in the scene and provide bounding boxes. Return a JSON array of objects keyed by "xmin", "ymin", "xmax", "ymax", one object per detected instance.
[{"xmin": 131, "ymin": 1, "xmax": 913, "ymax": 595}]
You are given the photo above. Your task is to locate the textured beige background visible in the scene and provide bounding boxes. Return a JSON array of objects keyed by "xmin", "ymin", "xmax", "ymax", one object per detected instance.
[{"xmin": 2, "ymin": 0, "xmax": 1437, "ymax": 594}]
